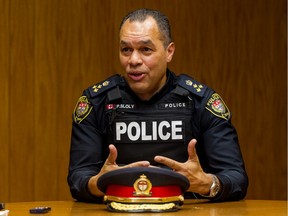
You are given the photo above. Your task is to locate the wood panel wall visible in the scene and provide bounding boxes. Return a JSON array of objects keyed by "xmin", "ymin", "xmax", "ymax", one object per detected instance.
[{"xmin": 0, "ymin": 0, "xmax": 286, "ymax": 202}]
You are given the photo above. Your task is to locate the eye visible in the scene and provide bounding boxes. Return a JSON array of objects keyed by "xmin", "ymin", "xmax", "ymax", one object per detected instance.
[
  {"xmin": 121, "ymin": 47, "xmax": 132, "ymax": 55},
  {"xmin": 141, "ymin": 47, "xmax": 153, "ymax": 54}
]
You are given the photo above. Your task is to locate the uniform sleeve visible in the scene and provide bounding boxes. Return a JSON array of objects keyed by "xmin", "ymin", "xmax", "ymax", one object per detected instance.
[
  {"xmin": 67, "ymin": 94, "xmax": 108, "ymax": 203},
  {"xmin": 196, "ymin": 93, "xmax": 248, "ymax": 201}
]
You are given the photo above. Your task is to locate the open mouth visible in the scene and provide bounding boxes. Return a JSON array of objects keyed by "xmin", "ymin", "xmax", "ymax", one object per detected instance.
[{"xmin": 127, "ymin": 72, "xmax": 146, "ymax": 81}]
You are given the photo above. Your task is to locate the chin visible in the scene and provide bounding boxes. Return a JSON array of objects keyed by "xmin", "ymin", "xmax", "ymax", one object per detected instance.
[
  {"xmin": 130, "ymin": 85, "xmax": 150, "ymax": 97},
  {"xmin": 130, "ymin": 86, "xmax": 147, "ymax": 95}
]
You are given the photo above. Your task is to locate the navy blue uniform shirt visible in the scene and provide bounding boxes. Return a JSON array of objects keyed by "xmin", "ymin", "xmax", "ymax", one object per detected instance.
[{"xmin": 67, "ymin": 69, "xmax": 248, "ymax": 202}]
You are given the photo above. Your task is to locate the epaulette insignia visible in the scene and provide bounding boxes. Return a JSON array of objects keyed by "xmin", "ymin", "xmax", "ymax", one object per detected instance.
[
  {"xmin": 205, "ymin": 93, "xmax": 230, "ymax": 120},
  {"xmin": 73, "ymin": 96, "xmax": 93, "ymax": 124},
  {"xmin": 92, "ymin": 80, "xmax": 110, "ymax": 93},
  {"xmin": 178, "ymin": 75, "xmax": 206, "ymax": 97},
  {"xmin": 89, "ymin": 76, "xmax": 120, "ymax": 97}
]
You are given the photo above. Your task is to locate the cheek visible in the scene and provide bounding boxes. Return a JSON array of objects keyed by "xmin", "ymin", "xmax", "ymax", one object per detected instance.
[
  {"xmin": 119, "ymin": 56, "xmax": 128, "ymax": 68},
  {"xmin": 143, "ymin": 56, "xmax": 161, "ymax": 69},
  {"xmin": 146, "ymin": 56, "xmax": 167, "ymax": 72}
]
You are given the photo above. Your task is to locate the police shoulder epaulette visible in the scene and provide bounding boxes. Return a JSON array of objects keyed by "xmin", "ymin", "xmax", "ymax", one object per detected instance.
[
  {"xmin": 177, "ymin": 74, "xmax": 207, "ymax": 97},
  {"xmin": 88, "ymin": 74, "xmax": 122, "ymax": 98}
]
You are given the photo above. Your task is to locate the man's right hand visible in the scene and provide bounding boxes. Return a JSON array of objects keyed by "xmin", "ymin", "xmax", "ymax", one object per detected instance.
[{"xmin": 87, "ymin": 144, "xmax": 150, "ymax": 197}]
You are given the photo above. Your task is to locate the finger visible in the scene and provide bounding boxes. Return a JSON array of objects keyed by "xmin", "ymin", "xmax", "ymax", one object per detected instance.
[
  {"xmin": 154, "ymin": 156, "xmax": 180, "ymax": 171},
  {"xmin": 105, "ymin": 144, "xmax": 117, "ymax": 165},
  {"xmin": 123, "ymin": 161, "xmax": 150, "ymax": 168}
]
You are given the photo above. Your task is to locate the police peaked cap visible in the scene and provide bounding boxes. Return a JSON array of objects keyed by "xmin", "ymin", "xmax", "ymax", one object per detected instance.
[{"xmin": 97, "ymin": 167, "xmax": 190, "ymax": 212}]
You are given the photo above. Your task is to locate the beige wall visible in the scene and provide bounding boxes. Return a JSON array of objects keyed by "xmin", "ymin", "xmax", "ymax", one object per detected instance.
[{"xmin": 0, "ymin": 0, "xmax": 286, "ymax": 202}]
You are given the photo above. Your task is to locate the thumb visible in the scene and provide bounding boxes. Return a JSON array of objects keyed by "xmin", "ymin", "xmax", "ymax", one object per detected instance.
[
  {"xmin": 105, "ymin": 144, "xmax": 118, "ymax": 165},
  {"xmin": 188, "ymin": 139, "xmax": 198, "ymax": 162}
]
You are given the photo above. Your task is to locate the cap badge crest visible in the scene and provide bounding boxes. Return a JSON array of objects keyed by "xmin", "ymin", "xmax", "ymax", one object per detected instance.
[{"xmin": 133, "ymin": 174, "xmax": 152, "ymax": 196}]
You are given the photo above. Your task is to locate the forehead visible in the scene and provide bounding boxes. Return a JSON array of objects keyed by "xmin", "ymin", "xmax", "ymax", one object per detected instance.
[{"xmin": 119, "ymin": 17, "xmax": 162, "ymax": 44}]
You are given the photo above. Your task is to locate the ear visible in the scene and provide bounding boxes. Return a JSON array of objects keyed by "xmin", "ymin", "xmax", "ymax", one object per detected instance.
[{"xmin": 166, "ymin": 42, "xmax": 175, "ymax": 63}]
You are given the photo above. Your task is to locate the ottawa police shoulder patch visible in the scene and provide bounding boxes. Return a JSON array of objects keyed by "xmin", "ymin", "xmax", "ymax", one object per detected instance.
[
  {"xmin": 73, "ymin": 96, "xmax": 93, "ymax": 124},
  {"xmin": 205, "ymin": 93, "xmax": 230, "ymax": 120}
]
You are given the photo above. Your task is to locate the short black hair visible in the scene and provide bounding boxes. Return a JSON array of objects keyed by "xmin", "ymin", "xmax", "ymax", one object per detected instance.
[{"xmin": 120, "ymin": 8, "xmax": 172, "ymax": 48}]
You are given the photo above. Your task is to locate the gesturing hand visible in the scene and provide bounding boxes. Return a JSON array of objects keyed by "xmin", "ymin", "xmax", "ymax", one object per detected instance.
[
  {"xmin": 154, "ymin": 139, "xmax": 212, "ymax": 195},
  {"xmin": 100, "ymin": 144, "xmax": 150, "ymax": 174},
  {"xmin": 88, "ymin": 144, "xmax": 150, "ymax": 197}
]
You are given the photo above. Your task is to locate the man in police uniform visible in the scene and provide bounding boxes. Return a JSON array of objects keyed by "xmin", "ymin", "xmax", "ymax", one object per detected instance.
[{"xmin": 68, "ymin": 8, "xmax": 248, "ymax": 203}]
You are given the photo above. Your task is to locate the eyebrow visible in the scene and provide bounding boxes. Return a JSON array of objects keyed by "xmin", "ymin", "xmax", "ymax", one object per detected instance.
[{"xmin": 120, "ymin": 39, "xmax": 155, "ymax": 47}]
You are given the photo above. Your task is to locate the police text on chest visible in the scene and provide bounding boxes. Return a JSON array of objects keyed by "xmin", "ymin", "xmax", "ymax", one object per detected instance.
[{"xmin": 115, "ymin": 120, "xmax": 184, "ymax": 142}]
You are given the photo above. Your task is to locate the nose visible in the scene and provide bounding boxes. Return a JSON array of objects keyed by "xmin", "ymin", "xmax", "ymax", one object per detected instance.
[{"xmin": 128, "ymin": 50, "xmax": 142, "ymax": 66}]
